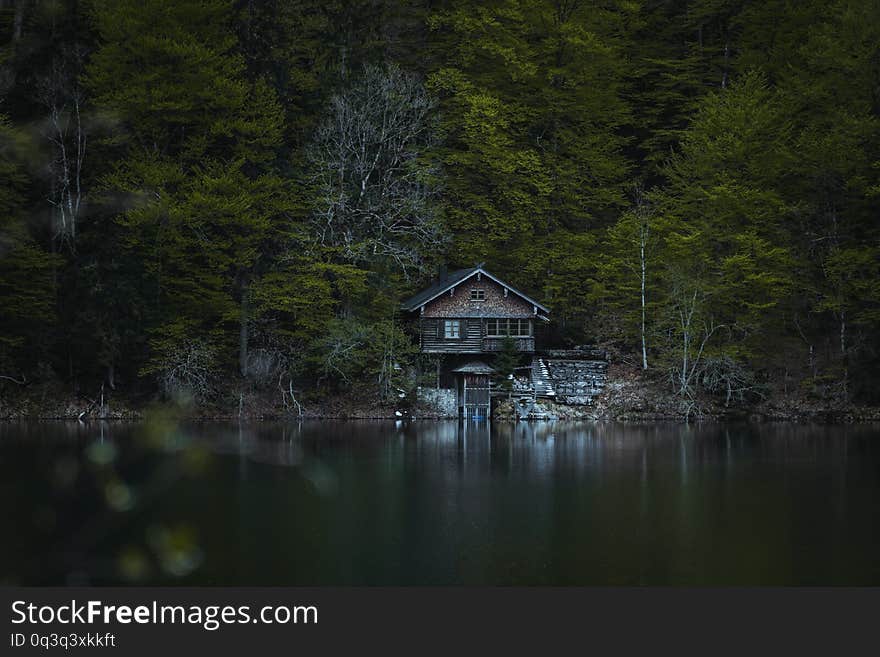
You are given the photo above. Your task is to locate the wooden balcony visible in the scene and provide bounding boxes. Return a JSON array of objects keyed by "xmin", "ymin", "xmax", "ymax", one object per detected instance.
[{"xmin": 481, "ymin": 336, "xmax": 535, "ymax": 353}]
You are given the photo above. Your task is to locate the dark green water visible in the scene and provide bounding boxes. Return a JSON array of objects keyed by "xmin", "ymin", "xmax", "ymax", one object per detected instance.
[{"xmin": 1, "ymin": 420, "xmax": 878, "ymax": 585}]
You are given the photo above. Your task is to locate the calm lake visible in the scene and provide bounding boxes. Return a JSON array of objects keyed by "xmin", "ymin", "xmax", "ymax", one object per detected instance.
[{"xmin": 1, "ymin": 420, "xmax": 879, "ymax": 585}]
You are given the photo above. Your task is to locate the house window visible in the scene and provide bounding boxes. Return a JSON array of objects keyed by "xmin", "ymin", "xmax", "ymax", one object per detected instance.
[
  {"xmin": 485, "ymin": 319, "xmax": 531, "ymax": 337},
  {"xmin": 444, "ymin": 320, "xmax": 461, "ymax": 339},
  {"xmin": 470, "ymin": 288, "xmax": 485, "ymax": 301}
]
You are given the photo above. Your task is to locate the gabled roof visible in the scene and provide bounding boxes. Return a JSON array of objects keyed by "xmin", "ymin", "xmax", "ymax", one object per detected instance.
[
  {"xmin": 401, "ymin": 265, "xmax": 551, "ymax": 314},
  {"xmin": 401, "ymin": 267, "xmax": 479, "ymax": 311}
]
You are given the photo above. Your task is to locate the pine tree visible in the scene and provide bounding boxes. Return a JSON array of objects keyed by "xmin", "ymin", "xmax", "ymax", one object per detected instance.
[
  {"xmin": 493, "ymin": 335, "xmax": 520, "ymax": 391},
  {"xmin": 427, "ymin": 0, "xmax": 632, "ymax": 332},
  {"xmin": 0, "ymin": 116, "xmax": 58, "ymax": 375},
  {"xmin": 85, "ymin": 0, "xmax": 292, "ymax": 391},
  {"xmin": 653, "ymin": 72, "xmax": 794, "ymax": 398}
]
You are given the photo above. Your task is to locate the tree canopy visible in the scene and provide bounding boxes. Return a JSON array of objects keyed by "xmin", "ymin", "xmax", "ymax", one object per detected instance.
[{"xmin": 0, "ymin": 0, "xmax": 877, "ymax": 408}]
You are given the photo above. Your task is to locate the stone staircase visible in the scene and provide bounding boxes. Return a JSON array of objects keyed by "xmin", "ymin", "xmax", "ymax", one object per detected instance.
[
  {"xmin": 531, "ymin": 347, "xmax": 609, "ymax": 406},
  {"xmin": 501, "ymin": 348, "xmax": 608, "ymax": 418},
  {"xmin": 531, "ymin": 358, "xmax": 556, "ymax": 398}
]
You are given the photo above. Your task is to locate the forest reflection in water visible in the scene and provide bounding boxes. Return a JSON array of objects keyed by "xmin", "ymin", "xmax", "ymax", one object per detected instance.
[{"xmin": 1, "ymin": 419, "xmax": 878, "ymax": 585}]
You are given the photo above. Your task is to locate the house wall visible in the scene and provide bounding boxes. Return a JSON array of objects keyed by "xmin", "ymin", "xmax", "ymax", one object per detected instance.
[
  {"xmin": 421, "ymin": 317, "xmax": 484, "ymax": 353},
  {"xmin": 418, "ymin": 316, "xmax": 536, "ymax": 353},
  {"xmin": 422, "ymin": 275, "xmax": 536, "ymax": 318}
]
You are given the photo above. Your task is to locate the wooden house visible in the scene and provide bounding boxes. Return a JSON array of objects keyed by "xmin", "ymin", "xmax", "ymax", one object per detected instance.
[{"xmin": 402, "ymin": 264, "xmax": 551, "ymax": 418}]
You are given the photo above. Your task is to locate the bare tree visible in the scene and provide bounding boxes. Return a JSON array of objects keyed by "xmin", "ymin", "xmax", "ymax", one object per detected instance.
[
  {"xmin": 315, "ymin": 322, "xmax": 369, "ymax": 386},
  {"xmin": 606, "ymin": 184, "xmax": 656, "ymax": 369},
  {"xmin": 632, "ymin": 186, "xmax": 653, "ymax": 370},
  {"xmin": 664, "ymin": 281, "xmax": 723, "ymax": 398},
  {"xmin": 306, "ymin": 63, "xmax": 445, "ymax": 276},
  {"xmin": 36, "ymin": 47, "xmax": 88, "ymax": 252},
  {"xmin": 158, "ymin": 339, "xmax": 219, "ymax": 403},
  {"xmin": 701, "ymin": 355, "xmax": 763, "ymax": 406}
]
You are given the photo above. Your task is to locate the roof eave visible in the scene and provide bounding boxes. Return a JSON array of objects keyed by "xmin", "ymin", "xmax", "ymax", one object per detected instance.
[{"xmin": 401, "ymin": 267, "xmax": 551, "ymax": 315}]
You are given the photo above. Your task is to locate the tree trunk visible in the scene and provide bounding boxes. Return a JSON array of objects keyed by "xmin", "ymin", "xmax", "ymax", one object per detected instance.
[
  {"xmin": 640, "ymin": 237, "xmax": 648, "ymax": 370},
  {"xmin": 681, "ymin": 329, "xmax": 689, "ymax": 394},
  {"xmin": 239, "ymin": 288, "xmax": 249, "ymax": 378},
  {"xmin": 840, "ymin": 310, "xmax": 848, "ymax": 400},
  {"xmin": 721, "ymin": 41, "xmax": 730, "ymax": 88},
  {"xmin": 12, "ymin": 0, "xmax": 27, "ymax": 42}
]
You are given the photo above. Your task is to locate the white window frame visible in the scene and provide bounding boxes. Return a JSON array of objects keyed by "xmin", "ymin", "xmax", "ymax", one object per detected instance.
[
  {"xmin": 470, "ymin": 288, "xmax": 486, "ymax": 301},
  {"xmin": 444, "ymin": 319, "xmax": 461, "ymax": 339},
  {"xmin": 485, "ymin": 319, "xmax": 531, "ymax": 337}
]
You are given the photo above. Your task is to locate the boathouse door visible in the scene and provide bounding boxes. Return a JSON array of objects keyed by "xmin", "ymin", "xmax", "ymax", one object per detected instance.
[{"xmin": 461, "ymin": 373, "xmax": 491, "ymax": 419}]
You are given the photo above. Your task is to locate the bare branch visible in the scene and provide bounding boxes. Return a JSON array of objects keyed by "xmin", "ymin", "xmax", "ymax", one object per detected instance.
[{"xmin": 306, "ymin": 64, "xmax": 446, "ymax": 277}]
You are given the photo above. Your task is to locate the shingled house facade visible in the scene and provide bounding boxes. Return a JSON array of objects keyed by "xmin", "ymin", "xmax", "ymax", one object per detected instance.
[
  {"xmin": 402, "ymin": 265, "xmax": 550, "ymax": 354},
  {"xmin": 402, "ymin": 265, "xmax": 550, "ymax": 418}
]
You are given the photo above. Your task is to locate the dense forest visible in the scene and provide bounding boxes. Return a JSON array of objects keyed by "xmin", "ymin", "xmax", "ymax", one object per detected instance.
[{"xmin": 0, "ymin": 0, "xmax": 878, "ymax": 414}]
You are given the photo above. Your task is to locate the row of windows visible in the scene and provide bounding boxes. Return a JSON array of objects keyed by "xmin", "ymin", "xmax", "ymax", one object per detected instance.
[
  {"xmin": 439, "ymin": 319, "xmax": 532, "ymax": 339},
  {"xmin": 486, "ymin": 318, "xmax": 532, "ymax": 337}
]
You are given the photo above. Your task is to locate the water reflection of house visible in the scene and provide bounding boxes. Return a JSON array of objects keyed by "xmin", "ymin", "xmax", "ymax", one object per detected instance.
[{"xmin": 402, "ymin": 264, "xmax": 551, "ymax": 419}]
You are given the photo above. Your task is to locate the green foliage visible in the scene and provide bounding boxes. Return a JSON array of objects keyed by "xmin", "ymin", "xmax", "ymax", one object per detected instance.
[
  {"xmin": 595, "ymin": 190, "xmax": 661, "ymax": 355},
  {"xmin": 0, "ymin": 0, "xmax": 877, "ymax": 407},
  {"xmin": 492, "ymin": 335, "xmax": 520, "ymax": 391},
  {"xmin": 0, "ymin": 116, "xmax": 58, "ymax": 370},
  {"xmin": 648, "ymin": 73, "xmax": 796, "ymax": 395},
  {"xmin": 309, "ymin": 317, "xmax": 416, "ymax": 401},
  {"xmin": 428, "ymin": 0, "xmax": 631, "ymax": 288},
  {"xmin": 86, "ymin": 0, "xmax": 283, "ymax": 163},
  {"xmin": 83, "ymin": 0, "xmax": 297, "ymax": 385}
]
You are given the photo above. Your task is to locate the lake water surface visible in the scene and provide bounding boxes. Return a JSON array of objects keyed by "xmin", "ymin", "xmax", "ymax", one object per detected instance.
[{"xmin": 1, "ymin": 420, "xmax": 878, "ymax": 585}]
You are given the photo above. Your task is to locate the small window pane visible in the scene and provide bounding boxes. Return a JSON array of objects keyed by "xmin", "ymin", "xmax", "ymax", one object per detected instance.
[
  {"xmin": 470, "ymin": 289, "xmax": 485, "ymax": 301},
  {"xmin": 444, "ymin": 320, "xmax": 460, "ymax": 339}
]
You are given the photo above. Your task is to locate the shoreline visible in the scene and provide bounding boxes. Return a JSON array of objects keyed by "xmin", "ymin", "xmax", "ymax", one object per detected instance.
[
  {"xmin": 2, "ymin": 406, "xmax": 878, "ymax": 424},
  {"xmin": 3, "ymin": 363, "xmax": 879, "ymax": 424}
]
